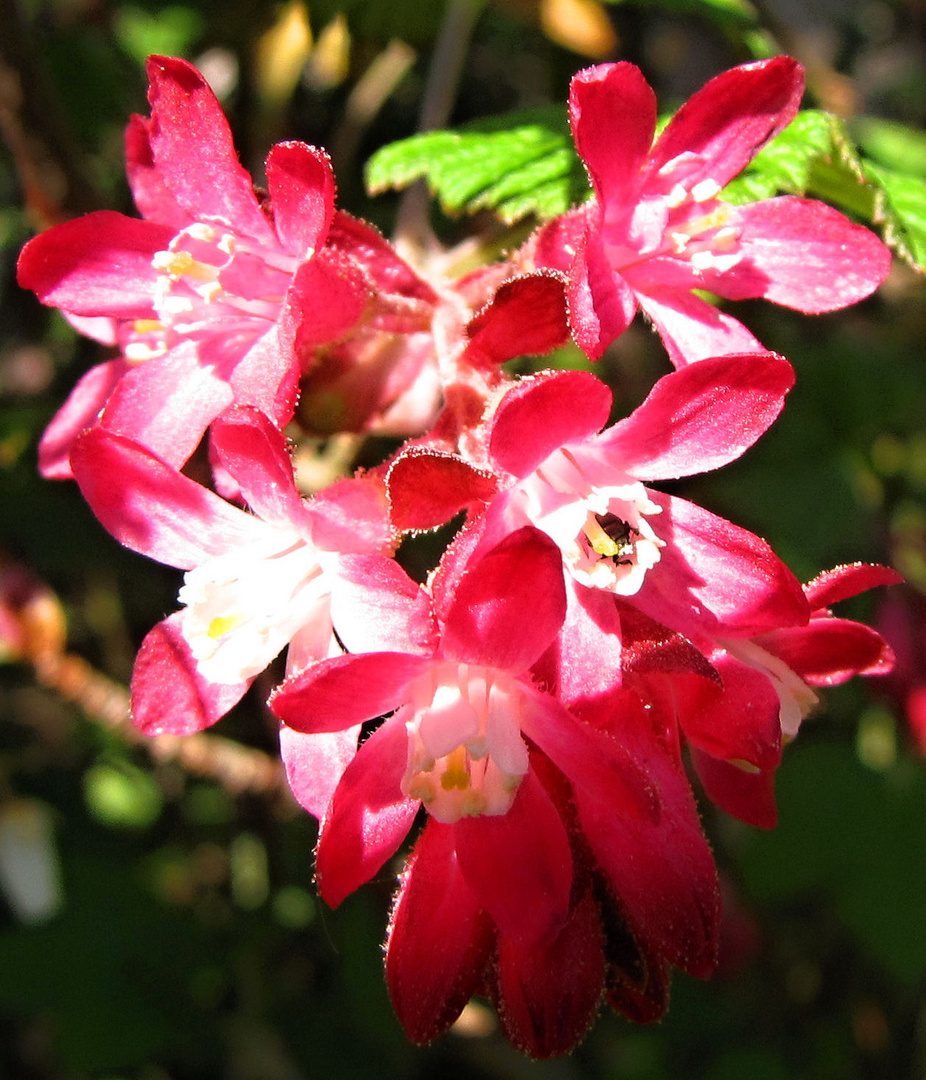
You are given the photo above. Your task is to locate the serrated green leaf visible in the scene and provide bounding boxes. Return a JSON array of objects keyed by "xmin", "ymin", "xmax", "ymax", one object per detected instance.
[
  {"xmin": 852, "ymin": 117, "xmax": 926, "ymax": 178},
  {"xmin": 366, "ymin": 108, "xmax": 588, "ymax": 224},
  {"xmin": 863, "ymin": 163, "xmax": 926, "ymax": 269}
]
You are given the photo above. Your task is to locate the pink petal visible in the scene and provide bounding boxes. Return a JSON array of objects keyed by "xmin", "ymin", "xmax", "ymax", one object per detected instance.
[
  {"xmin": 71, "ymin": 426, "xmax": 262, "ymax": 568},
  {"xmin": 265, "ymin": 141, "xmax": 336, "ymax": 257},
  {"xmin": 144, "ymin": 56, "xmax": 274, "ymax": 243},
  {"xmin": 306, "ymin": 475, "xmax": 394, "ymax": 555},
  {"xmin": 599, "ymin": 352, "xmax": 794, "ymax": 479},
  {"xmin": 572, "ymin": 708, "xmax": 720, "ymax": 976},
  {"xmin": 489, "ymin": 369, "xmax": 612, "ymax": 479},
  {"xmin": 465, "ymin": 273, "xmax": 569, "ymax": 368},
  {"xmin": 270, "ymin": 651, "xmax": 432, "ymax": 733},
  {"xmin": 569, "ymin": 63, "xmax": 656, "ymax": 208},
  {"xmin": 676, "ymin": 653, "xmax": 782, "ymax": 770},
  {"xmin": 602, "ymin": 896, "xmax": 672, "ymax": 1023},
  {"xmin": 766, "ymin": 618, "xmax": 895, "ymax": 685},
  {"xmin": 386, "ymin": 448, "xmax": 498, "ymax": 532},
  {"xmin": 494, "ymin": 885, "xmax": 604, "ymax": 1058},
  {"xmin": 17, "ymin": 211, "xmax": 172, "ymax": 318},
  {"xmin": 315, "ymin": 715, "xmax": 418, "ymax": 907},
  {"xmin": 99, "ymin": 343, "xmax": 234, "ymax": 468},
  {"xmin": 330, "ymin": 555, "xmax": 439, "ymax": 656},
  {"xmin": 617, "ymin": 601, "xmax": 721, "ymax": 685},
  {"xmin": 38, "ymin": 358, "xmax": 129, "ymax": 480},
  {"xmin": 691, "ymin": 748, "xmax": 778, "ymax": 828},
  {"xmin": 326, "ymin": 211, "xmax": 439, "ymax": 306},
  {"xmin": 568, "ymin": 227, "xmax": 638, "ymax": 360},
  {"xmin": 635, "ymin": 284, "xmax": 763, "ymax": 366},
  {"xmin": 730, "ymin": 197, "xmax": 891, "ymax": 312},
  {"xmin": 646, "ymin": 57, "xmax": 804, "ymax": 192},
  {"xmin": 279, "ymin": 724, "xmax": 360, "ymax": 821},
  {"xmin": 131, "ymin": 612, "xmax": 250, "ymax": 735},
  {"xmin": 805, "ymin": 562, "xmax": 903, "ymax": 610},
  {"xmin": 124, "ymin": 113, "xmax": 190, "ymax": 230},
  {"xmin": 636, "ymin": 492, "xmax": 810, "ymax": 637},
  {"xmin": 453, "ymin": 768, "xmax": 572, "ymax": 944},
  {"xmin": 540, "ymin": 580, "xmax": 624, "ymax": 706},
  {"xmin": 209, "ymin": 405, "xmax": 307, "ymax": 528},
  {"xmin": 286, "ymin": 248, "xmax": 370, "ymax": 350},
  {"xmin": 441, "ymin": 527, "xmax": 566, "ymax": 672},
  {"xmin": 386, "ymin": 820, "xmax": 493, "ymax": 1044}
]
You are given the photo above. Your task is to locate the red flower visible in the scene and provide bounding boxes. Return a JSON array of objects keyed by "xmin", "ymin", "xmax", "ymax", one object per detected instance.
[
  {"xmin": 529, "ymin": 58, "xmax": 891, "ymax": 364},
  {"xmin": 19, "ymin": 56, "xmax": 366, "ymax": 477}
]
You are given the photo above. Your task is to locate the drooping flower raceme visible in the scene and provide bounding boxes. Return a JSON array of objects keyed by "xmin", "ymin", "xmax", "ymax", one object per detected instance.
[{"xmin": 528, "ymin": 57, "xmax": 892, "ymax": 364}]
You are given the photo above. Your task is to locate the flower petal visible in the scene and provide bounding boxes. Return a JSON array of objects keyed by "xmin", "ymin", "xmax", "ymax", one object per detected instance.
[
  {"xmin": 279, "ymin": 724, "xmax": 360, "ymax": 822},
  {"xmin": 265, "ymin": 141, "xmax": 336, "ymax": 257},
  {"xmin": 598, "ymin": 352, "xmax": 794, "ymax": 479},
  {"xmin": 386, "ymin": 820, "xmax": 493, "ymax": 1044},
  {"xmin": 646, "ymin": 57, "xmax": 804, "ymax": 193},
  {"xmin": 131, "ymin": 612, "xmax": 250, "ymax": 735},
  {"xmin": 635, "ymin": 284, "xmax": 763, "ymax": 366},
  {"xmin": 690, "ymin": 748, "xmax": 778, "ymax": 828},
  {"xmin": 17, "ymin": 212, "xmax": 173, "ymax": 318},
  {"xmin": 729, "ymin": 197, "xmax": 891, "ymax": 312},
  {"xmin": 71, "ymin": 426, "xmax": 263, "ymax": 568},
  {"xmin": 315, "ymin": 715, "xmax": 418, "ymax": 907},
  {"xmin": 453, "ymin": 767, "xmax": 572, "ymax": 944},
  {"xmin": 145, "ymin": 56, "xmax": 275, "ymax": 242},
  {"xmin": 270, "ymin": 651, "xmax": 432, "ymax": 733},
  {"xmin": 569, "ymin": 63, "xmax": 656, "ymax": 209},
  {"xmin": 805, "ymin": 562, "xmax": 903, "ymax": 610},
  {"xmin": 441, "ymin": 527, "xmax": 566, "ymax": 672},
  {"xmin": 490, "ymin": 369, "xmax": 612, "ymax": 479}
]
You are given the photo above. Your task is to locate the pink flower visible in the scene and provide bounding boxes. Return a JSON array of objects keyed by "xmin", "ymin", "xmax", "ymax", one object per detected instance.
[
  {"xmin": 271, "ymin": 526, "xmax": 719, "ymax": 1054},
  {"xmin": 389, "ymin": 353, "xmax": 810, "ymax": 643},
  {"xmin": 529, "ymin": 57, "xmax": 891, "ymax": 364},
  {"xmin": 688, "ymin": 562, "xmax": 900, "ymax": 826},
  {"xmin": 19, "ymin": 55, "xmax": 366, "ymax": 477},
  {"xmin": 69, "ymin": 406, "xmax": 395, "ymax": 735}
]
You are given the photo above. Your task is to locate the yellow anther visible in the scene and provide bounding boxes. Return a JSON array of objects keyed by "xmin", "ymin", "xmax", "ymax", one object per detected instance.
[{"xmin": 207, "ymin": 614, "xmax": 245, "ymax": 639}]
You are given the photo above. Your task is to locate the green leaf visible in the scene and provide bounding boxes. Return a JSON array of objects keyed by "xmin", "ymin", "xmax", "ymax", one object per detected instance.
[
  {"xmin": 862, "ymin": 163, "xmax": 926, "ymax": 269},
  {"xmin": 366, "ymin": 107, "xmax": 589, "ymax": 224}
]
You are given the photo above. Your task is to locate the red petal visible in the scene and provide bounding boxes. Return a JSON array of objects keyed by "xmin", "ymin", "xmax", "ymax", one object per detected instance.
[
  {"xmin": 314, "ymin": 715, "xmax": 417, "ymax": 907},
  {"xmin": 441, "ymin": 527, "xmax": 566, "ymax": 672},
  {"xmin": 646, "ymin": 57, "xmax": 804, "ymax": 192},
  {"xmin": 489, "ymin": 369, "xmax": 612, "ymax": 478},
  {"xmin": 386, "ymin": 820, "xmax": 493, "ymax": 1044},
  {"xmin": 209, "ymin": 406, "xmax": 307, "ymax": 528},
  {"xmin": 568, "ymin": 227, "xmax": 638, "ymax": 360},
  {"xmin": 465, "ymin": 273, "xmax": 569, "ymax": 368},
  {"xmin": 569, "ymin": 63, "xmax": 656, "ymax": 208},
  {"xmin": 270, "ymin": 651, "xmax": 432, "ymax": 733},
  {"xmin": 279, "ymin": 724, "xmax": 360, "ymax": 821},
  {"xmin": 386, "ymin": 448, "xmax": 498, "ymax": 532},
  {"xmin": 265, "ymin": 141, "xmax": 336, "ymax": 257},
  {"xmin": 125, "ymin": 113, "xmax": 190, "ymax": 229},
  {"xmin": 493, "ymin": 885, "xmax": 604, "ymax": 1057},
  {"xmin": 691, "ymin": 748, "xmax": 778, "ymax": 829},
  {"xmin": 601, "ymin": 895, "xmax": 672, "ymax": 1023},
  {"xmin": 636, "ymin": 492, "xmax": 810, "ymax": 638},
  {"xmin": 768, "ymin": 618, "xmax": 895, "ymax": 685},
  {"xmin": 330, "ymin": 555, "xmax": 439, "ymax": 656},
  {"xmin": 598, "ymin": 352, "xmax": 794, "ymax": 479},
  {"xmin": 38, "ymin": 359, "xmax": 128, "ymax": 480},
  {"xmin": 805, "ymin": 562, "xmax": 903, "ymax": 609},
  {"xmin": 145, "ymin": 56, "xmax": 274, "ymax": 242},
  {"xmin": 634, "ymin": 285, "xmax": 763, "ymax": 366},
  {"xmin": 131, "ymin": 613, "xmax": 249, "ymax": 735},
  {"xmin": 17, "ymin": 212, "xmax": 172, "ymax": 317},
  {"xmin": 453, "ymin": 768, "xmax": 572, "ymax": 944},
  {"xmin": 731, "ymin": 197, "xmax": 891, "ymax": 312},
  {"xmin": 71, "ymin": 426, "xmax": 262, "ymax": 569}
]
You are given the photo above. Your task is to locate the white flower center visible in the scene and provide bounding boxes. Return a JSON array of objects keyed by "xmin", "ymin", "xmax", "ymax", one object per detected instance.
[
  {"xmin": 178, "ymin": 533, "xmax": 328, "ymax": 684},
  {"xmin": 516, "ymin": 447, "xmax": 664, "ymax": 596},
  {"xmin": 401, "ymin": 663, "xmax": 530, "ymax": 824},
  {"xmin": 141, "ymin": 223, "xmax": 299, "ymax": 353}
]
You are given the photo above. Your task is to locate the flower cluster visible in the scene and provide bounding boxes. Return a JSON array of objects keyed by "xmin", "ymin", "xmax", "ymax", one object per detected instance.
[{"xmin": 19, "ymin": 54, "xmax": 899, "ymax": 1056}]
